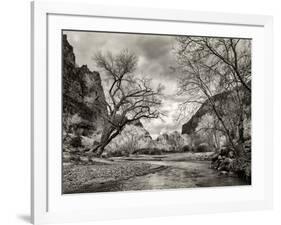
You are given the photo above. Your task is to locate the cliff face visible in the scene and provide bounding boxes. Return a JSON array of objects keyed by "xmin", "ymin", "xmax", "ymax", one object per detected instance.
[
  {"xmin": 181, "ymin": 92, "xmax": 229, "ymax": 135},
  {"xmin": 62, "ymin": 35, "xmax": 107, "ymax": 136},
  {"xmin": 130, "ymin": 119, "xmax": 152, "ymax": 139},
  {"xmin": 62, "ymin": 35, "xmax": 152, "ymax": 153},
  {"xmin": 181, "ymin": 88, "xmax": 251, "ymax": 141}
]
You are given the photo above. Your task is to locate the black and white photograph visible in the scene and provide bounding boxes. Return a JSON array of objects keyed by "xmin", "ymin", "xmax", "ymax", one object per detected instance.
[
  {"xmin": 62, "ymin": 30, "xmax": 252, "ymax": 194},
  {"xmin": 1, "ymin": 0, "xmax": 279, "ymax": 224}
]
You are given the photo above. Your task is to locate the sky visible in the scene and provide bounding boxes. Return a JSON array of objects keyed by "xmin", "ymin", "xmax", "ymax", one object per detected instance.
[{"xmin": 63, "ymin": 30, "xmax": 187, "ymax": 139}]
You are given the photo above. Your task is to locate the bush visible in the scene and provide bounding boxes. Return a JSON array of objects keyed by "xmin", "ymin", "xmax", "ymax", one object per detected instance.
[
  {"xmin": 232, "ymin": 155, "xmax": 251, "ymax": 183},
  {"xmin": 182, "ymin": 145, "xmax": 191, "ymax": 152},
  {"xmin": 195, "ymin": 143, "xmax": 209, "ymax": 152},
  {"xmin": 149, "ymin": 148, "xmax": 163, "ymax": 155},
  {"xmin": 132, "ymin": 148, "xmax": 161, "ymax": 155},
  {"xmin": 81, "ymin": 136, "xmax": 94, "ymax": 149},
  {"xmin": 70, "ymin": 136, "xmax": 82, "ymax": 148},
  {"xmin": 105, "ymin": 147, "xmax": 130, "ymax": 157}
]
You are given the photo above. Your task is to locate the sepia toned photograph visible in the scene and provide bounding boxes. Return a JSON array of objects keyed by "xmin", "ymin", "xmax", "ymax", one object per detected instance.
[{"xmin": 62, "ymin": 30, "xmax": 251, "ymax": 194}]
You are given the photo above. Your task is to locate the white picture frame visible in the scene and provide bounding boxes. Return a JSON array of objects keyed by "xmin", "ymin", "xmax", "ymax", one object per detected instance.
[{"xmin": 31, "ymin": 1, "xmax": 274, "ymax": 224}]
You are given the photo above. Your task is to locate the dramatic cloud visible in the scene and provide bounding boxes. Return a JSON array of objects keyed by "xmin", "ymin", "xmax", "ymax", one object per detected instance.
[{"xmin": 64, "ymin": 30, "xmax": 184, "ymax": 138}]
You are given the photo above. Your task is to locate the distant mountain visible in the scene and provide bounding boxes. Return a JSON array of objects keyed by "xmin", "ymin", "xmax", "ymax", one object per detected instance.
[{"xmin": 129, "ymin": 119, "xmax": 152, "ymax": 139}]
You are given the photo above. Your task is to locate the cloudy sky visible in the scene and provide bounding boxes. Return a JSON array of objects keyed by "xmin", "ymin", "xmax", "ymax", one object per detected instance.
[{"xmin": 64, "ymin": 30, "xmax": 187, "ymax": 139}]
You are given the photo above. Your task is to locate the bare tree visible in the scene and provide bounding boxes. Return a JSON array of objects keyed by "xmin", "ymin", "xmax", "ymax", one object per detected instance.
[
  {"xmin": 194, "ymin": 113, "xmax": 225, "ymax": 150},
  {"xmin": 175, "ymin": 36, "xmax": 251, "ymax": 152},
  {"xmin": 90, "ymin": 50, "xmax": 163, "ymax": 156}
]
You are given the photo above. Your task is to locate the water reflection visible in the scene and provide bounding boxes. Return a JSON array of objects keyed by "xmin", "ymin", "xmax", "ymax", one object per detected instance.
[{"xmin": 95, "ymin": 161, "xmax": 248, "ymax": 192}]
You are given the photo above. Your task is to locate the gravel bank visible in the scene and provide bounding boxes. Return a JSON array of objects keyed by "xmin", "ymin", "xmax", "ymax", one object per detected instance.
[{"xmin": 63, "ymin": 161, "xmax": 166, "ymax": 193}]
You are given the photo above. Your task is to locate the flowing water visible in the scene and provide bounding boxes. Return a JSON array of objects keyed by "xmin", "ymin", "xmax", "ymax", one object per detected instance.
[{"xmin": 94, "ymin": 160, "xmax": 248, "ymax": 192}]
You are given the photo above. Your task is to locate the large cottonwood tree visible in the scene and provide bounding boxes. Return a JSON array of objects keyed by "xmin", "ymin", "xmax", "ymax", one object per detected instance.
[
  {"xmin": 91, "ymin": 50, "xmax": 163, "ymax": 156},
  {"xmin": 175, "ymin": 36, "xmax": 251, "ymax": 151}
]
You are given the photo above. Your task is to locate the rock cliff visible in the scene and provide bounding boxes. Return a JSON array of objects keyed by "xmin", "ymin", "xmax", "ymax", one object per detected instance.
[
  {"xmin": 182, "ymin": 88, "xmax": 251, "ymax": 142},
  {"xmin": 62, "ymin": 34, "xmax": 107, "ymax": 139},
  {"xmin": 62, "ymin": 35, "xmax": 152, "ymax": 156}
]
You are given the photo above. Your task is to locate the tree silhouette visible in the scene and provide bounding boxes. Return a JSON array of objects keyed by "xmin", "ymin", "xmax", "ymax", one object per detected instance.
[
  {"xmin": 91, "ymin": 50, "xmax": 163, "ymax": 156},
  {"xmin": 175, "ymin": 36, "xmax": 251, "ymax": 152}
]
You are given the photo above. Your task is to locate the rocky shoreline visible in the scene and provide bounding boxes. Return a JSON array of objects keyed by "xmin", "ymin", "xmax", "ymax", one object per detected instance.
[
  {"xmin": 210, "ymin": 141, "xmax": 251, "ymax": 183},
  {"xmin": 62, "ymin": 149, "xmax": 250, "ymax": 194},
  {"xmin": 63, "ymin": 161, "xmax": 167, "ymax": 194}
]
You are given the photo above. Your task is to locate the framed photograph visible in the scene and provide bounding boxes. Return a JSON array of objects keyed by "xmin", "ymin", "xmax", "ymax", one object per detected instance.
[{"xmin": 31, "ymin": 1, "xmax": 273, "ymax": 224}]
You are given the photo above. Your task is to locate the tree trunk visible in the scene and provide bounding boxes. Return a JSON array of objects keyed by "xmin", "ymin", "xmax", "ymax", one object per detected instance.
[
  {"xmin": 94, "ymin": 143, "xmax": 108, "ymax": 157},
  {"xmin": 91, "ymin": 126, "xmax": 121, "ymax": 157},
  {"xmin": 238, "ymin": 113, "xmax": 245, "ymax": 144},
  {"xmin": 209, "ymin": 101, "xmax": 237, "ymax": 152},
  {"xmin": 92, "ymin": 129, "xmax": 112, "ymax": 156},
  {"xmin": 213, "ymin": 131, "xmax": 219, "ymax": 150}
]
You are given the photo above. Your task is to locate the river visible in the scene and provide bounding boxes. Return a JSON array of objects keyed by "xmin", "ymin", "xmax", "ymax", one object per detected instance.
[{"xmin": 92, "ymin": 160, "xmax": 248, "ymax": 192}]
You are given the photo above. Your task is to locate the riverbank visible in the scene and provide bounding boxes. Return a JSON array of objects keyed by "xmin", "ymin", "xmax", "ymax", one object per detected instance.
[
  {"xmin": 63, "ymin": 152, "xmax": 215, "ymax": 193},
  {"xmin": 63, "ymin": 161, "xmax": 166, "ymax": 193},
  {"xmin": 62, "ymin": 151, "xmax": 250, "ymax": 194},
  {"xmin": 63, "ymin": 158, "xmax": 249, "ymax": 193},
  {"xmin": 112, "ymin": 152, "xmax": 214, "ymax": 162}
]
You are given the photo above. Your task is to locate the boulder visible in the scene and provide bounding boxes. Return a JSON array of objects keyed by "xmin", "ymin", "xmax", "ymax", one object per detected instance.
[
  {"xmin": 63, "ymin": 162, "xmax": 73, "ymax": 167},
  {"xmin": 63, "ymin": 147, "xmax": 71, "ymax": 152},
  {"xmin": 62, "ymin": 34, "xmax": 108, "ymax": 156},
  {"xmin": 71, "ymin": 154, "xmax": 80, "ymax": 161},
  {"xmin": 228, "ymin": 150, "xmax": 235, "ymax": 158},
  {"xmin": 228, "ymin": 171, "xmax": 235, "ymax": 176},
  {"xmin": 219, "ymin": 171, "xmax": 228, "ymax": 176},
  {"xmin": 217, "ymin": 157, "xmax": 234, "ymax": 171},
  {"xmin": 90, "ymin": 157, "xmax": 114, "ymax": 165},
  {"xmin": 79, "ymin": 156, "xmax": 89, "ymax": 163},
  {"xmin": 63, "ymin": 152, "xmax": 71, "ymax": 162}
]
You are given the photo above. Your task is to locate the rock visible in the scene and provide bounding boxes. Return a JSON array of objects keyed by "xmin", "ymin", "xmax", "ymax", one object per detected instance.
[
  {"xmin": 228, "ymin": 150, "xmax": 235, "ymax": 158},
  {"xmin": 63, "ymin": 152, "xmax": 71, "ymax": 162},
  {"xmin": 217, "ymin": 157, "xmax": 233, "ymax": 171},
  {"xmin": 71, "ymin": 154, "xmax": 80, "ymax": 161},
  {"xmin": 63, "ymin": 147, "xmax": 71, "ymax": 152},
  {"xmin": 62, "ymin": 34, "xmax": 108, "ymax": 150},
  {"xmin": 223, "ymin": 157, "xmax": 232, "ymax": 164},
  {"xmin": 211, "ymin": 153, "xmax": 219, "ymax": 162},
  {"xmin": 90, "ymin": 157, "xmax": 114, "ymax": 165},
  {"xmin": 228, "ymin": 171, "xmax": 235, "ymax": 176},
  {"xmin": 79, "ymin": 156, "xmax": 89, "ymax": 163},
  {"xmin": 220, "ymin": 171, "xmax": 228, "ymax": 175},
  {"xmin": 70, "ymin": 136, "xmax": 82, "ymax": 148},
  {"xmin": 101, "ymin": 152, "xmax": 109, "ymax": 158},
  {"xmin": 220, "ymin": 146, "xmax": 230, "ymax": 156},
  {"xmin": 63, "ymin": 162, "xmax": 73, "ymax": 167}
]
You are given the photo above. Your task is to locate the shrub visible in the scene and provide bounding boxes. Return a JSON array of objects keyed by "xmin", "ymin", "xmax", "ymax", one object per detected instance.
[
  {"xmin": 81, "ymin": 136, "xmax": 94, "ymax": 149},
  {"xmin": 232, "ymin": 154, "xmax": 251, "ymax": 183},
  {"xmin": 195, "ymin": 143, "xmax": 209, "ymax": 152},
  {"xmin": 182, "ymin": 145, "xmax": 191, "ymax": 152},
  {"xmin": 70, "ymin": 136, "xmax": 82, "ymax": 148},
  {"xmin": 104, "ymin": 124, "xmax": 152, "ymax": 157}
]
